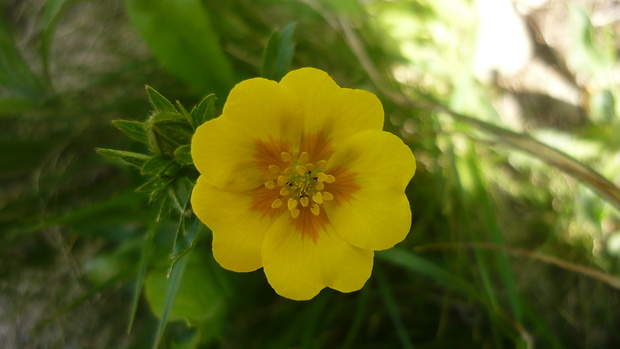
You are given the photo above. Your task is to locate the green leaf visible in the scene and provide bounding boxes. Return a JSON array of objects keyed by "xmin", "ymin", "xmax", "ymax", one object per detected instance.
[
  {"xmin": 146, "ymin": 86, "xmax": 178, "ymax": 113},
  {"xmin": 113, "ymin": 119, "xmax": 149, "ymax": 144},
  {"xmin": 0, "ymin": 11, "xmax": 45, "ymax": 99},
  {"xmin": 128, "ymin": 224, "xmax": 156, "ymax": 333},
  {"xmin": 262, "ymin": 23, "xmax": 297, "ymax": 81},
  {"xmin": 174, "ymin": 145, "xmax": 193, "ymax": 165},
  {"xmin": 125, "ymin": 0, "xmax": 236, "ymax": 97},
  {"xmin": 97, "ymin": 148, "xmax": 151, "ymax": 168},
  {"xmin": 142, "ymin": 156, "xmax": 174, "ymax": 175},
  {"xmin": 40, "ymin": 0, "xmax": 70, "ymax": 81},
  {"xmin": 136, "ymin": 176, "xmax": 174, "ymax": 200},
  {"xmin": 189, "ymin": 94, "xmax": 216, "ymax": 129},
  {"xmin": 0, "ymin": 96, "xmax": 38, "ymax": 115},
  {"xmin": 145, "ymin": 250, "xmax": 227, "ymax": 348},
  {"xmin": 377, "ymin": 248, "xmax": 479, "ymax": 299}
]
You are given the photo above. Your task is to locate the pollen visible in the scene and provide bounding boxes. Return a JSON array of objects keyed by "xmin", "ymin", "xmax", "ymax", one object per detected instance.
[
  {"xmin": 271, "ymin": 199, "xmax": 283, "ymax": 209},
  {"xmin": 265, "ymin": 151, "xmax": 337, "ymax": 221},
  {"xmin": 281, "ymin": 151, "xmax": 292, "ymax": 163}
]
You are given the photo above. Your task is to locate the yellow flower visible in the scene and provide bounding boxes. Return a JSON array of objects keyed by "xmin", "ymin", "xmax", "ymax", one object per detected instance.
[{"xmin": 191, "ymin": 68, "xmax": 416, "ymax": 300}]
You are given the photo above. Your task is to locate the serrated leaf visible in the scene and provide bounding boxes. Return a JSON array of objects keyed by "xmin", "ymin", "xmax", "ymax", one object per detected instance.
[
  {"xmin": 142, "ymin": 156, "xmax": 173, "ymax": 175},
  {"xmin": 190, "ymin": 94, "xmax": 216, "ymax": 129},
  {"xmin": 136, "ymin": 176, "xmax": 174, "ymax": 200},
  {"xmin": 262, "ymin": 23, "xmax": 296, "ymax": 81},
  {"xmin": 97, "ymin": 148, "xmax": 151, "ymax": 168},
  {"xmin": 150, "ymin": 111, "xmax": 185, "ymax": 123},
  {"xmin": 174, "ymin": 145, "xmax": 193, "ymax": 165},
  {"xmin": 113, "ymin": 120, "xmax": 149, "ymax": 144},
  {"xmin": 146, "ymin": 86, "xmax": 177, "ymax": 113}
]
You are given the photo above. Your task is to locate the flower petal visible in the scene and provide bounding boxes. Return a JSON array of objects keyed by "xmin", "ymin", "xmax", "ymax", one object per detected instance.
[
  {"xmin": 191, "ymin": 177, "xmax": 274, "ymax": 272},
  {"xmin": 191, "ymin": 77, "xmax": 302, "ymax": 191},
  {"xmin": 279, "ymin": 68, "xmax": 384, "ymax": 146},
  {"xmin": 325, "ymin": 130, "xmax": 416, "ymax": 251},
  {"xmin": 262, "ymin": 215, "xmax": 374, "ymax": 300}
]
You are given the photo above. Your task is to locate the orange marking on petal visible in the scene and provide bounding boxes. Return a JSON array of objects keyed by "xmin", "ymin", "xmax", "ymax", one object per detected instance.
[
  {"xmin": 250, "ymin": 186, "xmax": 285, "ymax": 218},
  {"xmin": 301, "ymin": 131, "xmax": 334, "ymax": 163},
  {"xmin": 253, "ymin": 137, "xmax": 291, "ymax": 176},
  {"xmin": 292, "ymin": 208, "xmax": 328, "ymax": 244},
  {"xmin": 325, "ymin": 166, "xmax": 360, "ymax": 204}
]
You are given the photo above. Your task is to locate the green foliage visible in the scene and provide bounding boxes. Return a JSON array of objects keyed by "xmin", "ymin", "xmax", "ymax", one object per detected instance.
[
  {"xmin": 124, "ymin": 0, "xmax": 236, "ymax": 97},
  {"xmin": 262, "ymin": 23, "xmax": 297, "ymax": 81},
  {"xmin": 3, "ymin": 0, "xmax": 620, "ymax": 348}
]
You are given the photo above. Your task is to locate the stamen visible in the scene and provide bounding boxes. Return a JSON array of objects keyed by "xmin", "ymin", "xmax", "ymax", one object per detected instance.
[
  {"xmin": 322, "ymin": 191, "xmax": 334, "ymax": 201},
  {"xmin": 296, "ymin": 166, "xmax": 308, "ymax": 176},
  {"xmin": 284, "ymin": 168, "xmax": 292, "ymax": 175},
  {"xmin": 326, "ymin": 174, "xmax": 336, "ymax": 183},
  {"xmin": 268, "ymin": 165, "xmax": 280, "ymax": 173},
  {"xmin": 280, "ymin": 187, "xmax": 290, "ymax": 196},
  {"xmin": 306, "ymin": 163, "xmax": 315, "ymax": 171},
  {"xmin": 310, "ymin": 204, "xmax": 320, "ymax": 216},
  {"xmin": 281, "ymin": 152, "xmax": 292, "ymax": 162},
  {"xmin": 291, "ymin": 208, "xmax": 300, "ymax": 219},
  {"xmin": 317, "ymin": 172, "xmax": 328, "ymax": 182},
  {"xmin": 287, "ymin": 198, "xmax": 298, "ymax": 210},
  {"xmin": 271, "ymin": 199, "xmax": 283, "ymax": 208},
  {"xmin": 315, "ymin": 182, "xmax": 325, "ymax": 190},
  {"xmin": 312, "ymin": 192, "xmax": 323, "ymax": 204},
  {"xmin": 300, "ymin": 151, "xmax": 309, "ymax": 163},
  {"xmin": 264, "ymin": 181, "xmax": 275, "ymax": 189},
  {"xmin": 316, "ymin": 160, "xmax": 327, "ymax": 169},
  {"xmin": 277, "ymin": 176, "xmax": 287, "ymax": 186},
  {"xmin": 300, "ymin": 196, "xmax": 309, "ymax": 207}
]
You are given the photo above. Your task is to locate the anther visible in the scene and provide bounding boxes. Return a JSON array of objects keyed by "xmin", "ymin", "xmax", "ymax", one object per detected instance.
[
  {"xmin": 271, "ymin": 199, "xmax": 283, "ymax": 209},
  {"xmin": 326, "ymin": 174, "xmax": 336, "ymax": 183},
  {"xmin": 316, "ymin": 160, "xmax": 327, "ymax": 169},
  {"xmin": 322, "ymin": 191, "xmax": 334, "ymax": 201},
  {"xmin": 281, "ymin": 152, "xmax": 292, "ymax": 162},
  {"xmin": 287, "ymin": 198, "xmax": 298, "ymax": 210},
  {"xmin": 300, "ymin": 196, "xmax": 309, "ymax": 207},
  {"xmin": 296, "ymin": 166, "xmax": 308, "ymax": 176},
  {"xmin": 315, "ymin": 182, "xmax": 325, "ymax": 190},
  {"xmin": 268, "ymin": 165, "xmax": 280, "ymax": 173},
  {"xmin": 312, "ymin": 192, "xmax": 323, "ymax": 204},
  {"xmin": 264, "ymin": 181, "xmax": 275, "ymax": 189},
  {"xmin": 306, "ymin": 164, "xmax": 315, "ymax": 171},
  {"xmin": 277, "ymin": 176, "xmax": 287, "ymax": 186},
  {"xmin": 300, "ymin": 152, "xmax": 309, "ymax": 163},
  {"xmin": 284, "ymin": 168, "xmax": 292, "ymax": 175},
  {"xmin": 317, "ymin": 172, "xmax": 328, "ymax": 182},
  {"xmin": 280, "ymin": 187, "xmax": 290, "ymax": 196},
  {"xmin": 310, "ymin": 204, "xmax": 320, "ymax": 216},
  {"xmin": 291, "ymin": 208, "xmax": 300, "ymax": 219}
]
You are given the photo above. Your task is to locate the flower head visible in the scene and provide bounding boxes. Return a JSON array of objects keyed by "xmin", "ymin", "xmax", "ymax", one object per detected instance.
[{"xmin": 191, "ymin": 68, "xmax": 416, "ymax": 300}]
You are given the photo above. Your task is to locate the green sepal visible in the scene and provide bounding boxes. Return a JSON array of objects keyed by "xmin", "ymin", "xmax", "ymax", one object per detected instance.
[
  {"xmin": 174, "ymin": 145, "xmax": 193, "ymax": 165},
  {"xmin": 112, "ymin": 119, "xmax": 149, "ymax": 145},
  {"xmin": 136, "ymin": 176, "xmax": 174, "ymax": 200},
  {"xmin": 97, "ymin": 148, "xmax": 151, "ymax": 168},
  {"xmin": 147, "ymin": 112, "xmax": 193, "ymax": 157},
  {"xmin": 146, "ymin": 85, "xmax": 177, "ymax": 113},
  {"xmin": 190, "ymin": 94, "xmax": 216, "ymax": 129},
  {"xmin": 262, "ymin": 22, "xmax": 297, "ymax": 81},
  {"xmin": 141, "ymin": 156, "xmax": 174, "ymax": 175}
]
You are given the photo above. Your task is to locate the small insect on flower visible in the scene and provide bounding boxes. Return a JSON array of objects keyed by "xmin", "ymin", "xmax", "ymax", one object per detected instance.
[{"xmin": 191, "ymin": 67, "xmax": 416, "ymax": 300}]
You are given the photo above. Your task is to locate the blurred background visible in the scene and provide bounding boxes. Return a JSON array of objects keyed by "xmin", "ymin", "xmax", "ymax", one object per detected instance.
[{"xmin": 2, "ymin": 0, "xmax": 620, "ymax": 348}]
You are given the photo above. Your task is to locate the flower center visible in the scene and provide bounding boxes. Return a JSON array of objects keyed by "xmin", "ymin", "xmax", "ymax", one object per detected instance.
[{"xmin": 263, "ymin": 151, "xmax": 335, "ymax": 219}]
